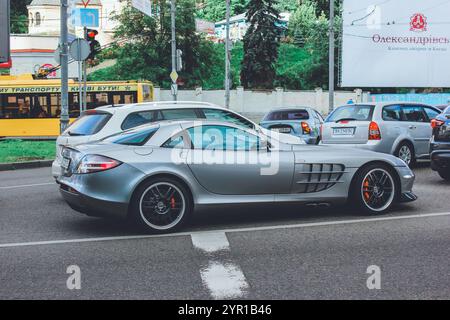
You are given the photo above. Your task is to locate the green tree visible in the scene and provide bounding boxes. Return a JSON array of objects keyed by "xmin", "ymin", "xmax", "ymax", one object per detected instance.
[
  {"xmin": 103, "ymin": 0, "xmax": 219, "ymax": 89},
  {"xmin": 197, "ymin": 0, "xmax": 248, "ymax": 22},
  {"xmin": 10, "ymin": 0, "xmax": 31, "ymax": 34},
  {"xmin": 241, "ymin": 0, "xmax": 280, "ymax": 89}
]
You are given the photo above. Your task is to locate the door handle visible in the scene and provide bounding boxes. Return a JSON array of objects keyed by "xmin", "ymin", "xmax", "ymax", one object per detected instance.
[{"xmin": 408, "ymin": 125, "xmax": 416, "ymax": 130}]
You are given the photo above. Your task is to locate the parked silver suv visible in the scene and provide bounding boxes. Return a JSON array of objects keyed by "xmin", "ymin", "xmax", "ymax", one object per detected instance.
[{"xmin": 321, "ymin": 102, "xmax": 441, "ymax": 166}]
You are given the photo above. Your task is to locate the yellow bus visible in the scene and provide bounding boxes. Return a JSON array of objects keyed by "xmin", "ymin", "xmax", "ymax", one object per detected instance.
[{"xmin": 0, "ymin": 74, "xmax": 154, "ymax": 137}]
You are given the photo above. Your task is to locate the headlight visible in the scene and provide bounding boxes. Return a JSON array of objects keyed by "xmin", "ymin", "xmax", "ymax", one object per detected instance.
[{"xmin": 76, "ymin": 155, "xmax": 122, "ymax": 174}]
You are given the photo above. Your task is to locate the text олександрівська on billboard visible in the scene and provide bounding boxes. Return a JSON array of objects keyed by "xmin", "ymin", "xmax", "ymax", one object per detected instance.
[{"xmin": 341, "ymin": 0, "xmax": 450, "ymax": 88}]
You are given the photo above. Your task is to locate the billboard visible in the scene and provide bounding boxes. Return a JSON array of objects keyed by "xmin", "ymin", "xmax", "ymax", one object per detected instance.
[
  {"xmin": 195, "ymin": 19, "xmax": 215, "ymax": 34},
  {"xmin": 341, "ymin": 0, "xmax": 450, "ymax": 88},
  {"xmin": 0, "ymin": 0, "xmax": 10, "ymax": 64}
]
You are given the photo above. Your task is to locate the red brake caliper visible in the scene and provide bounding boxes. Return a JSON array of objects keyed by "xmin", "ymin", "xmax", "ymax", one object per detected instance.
[
  {"xmin": 363, "ymin": 178, "xmax": 370, "ymax": 201},
  {"xmin": 170, "ymin": 197, "xmax": 176, "ymax": 209}
]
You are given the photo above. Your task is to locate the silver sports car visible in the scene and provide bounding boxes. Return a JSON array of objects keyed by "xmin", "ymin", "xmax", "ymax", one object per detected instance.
[{"xmin": 57, "ymin": 120, "xmax": 417, "ymax": 233}]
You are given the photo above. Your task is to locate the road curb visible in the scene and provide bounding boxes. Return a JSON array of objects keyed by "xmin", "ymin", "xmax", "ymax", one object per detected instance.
[{"xmin": 0, "ymin": 160, "xmax": 53, "ymax": 172}]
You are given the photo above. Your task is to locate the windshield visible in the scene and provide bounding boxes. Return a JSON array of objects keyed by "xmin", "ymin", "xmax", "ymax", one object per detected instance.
[
  {"xmin": 65, "ymin": 112, "xmax": 112, "ymax": 136},
  {"xmin": 326, "ymin": 105, "xmax": 374, "ymax": 123},
  {"xmin": 103, "ymin": 126, "xmax": 159, "ymax": 146}
]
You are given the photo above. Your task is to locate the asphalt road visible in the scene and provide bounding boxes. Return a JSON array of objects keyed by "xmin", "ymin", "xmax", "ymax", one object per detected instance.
[{"xmin": 0, "ymin": 165, "xmax": 449, "ymax": 300}]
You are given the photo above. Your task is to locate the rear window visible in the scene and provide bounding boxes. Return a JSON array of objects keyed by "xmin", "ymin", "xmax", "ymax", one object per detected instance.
[
  {"xmin": 104, "ymin": 126, "xmax": 159, "ymax": 146},
  {"xmin": 326, "ymin": 105, "xmax": 374, "ymax": 123},
  {"xmin": 65, "ymin": 112, "xmax": 111, "ymax": 136},
  {"xmin": 264, "ymin": 110, "xmax": 309, "ymax": 121}
]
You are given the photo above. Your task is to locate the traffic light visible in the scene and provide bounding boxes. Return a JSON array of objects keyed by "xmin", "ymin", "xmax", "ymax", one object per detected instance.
[{"xmin": 84, "ymin": 28, "xmax": 101, "ymax": 61}]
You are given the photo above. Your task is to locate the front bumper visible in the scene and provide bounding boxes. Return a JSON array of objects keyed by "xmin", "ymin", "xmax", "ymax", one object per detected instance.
[{"xmin": 431, "ymin": 151, "xmax": 450, "ymax": 171}]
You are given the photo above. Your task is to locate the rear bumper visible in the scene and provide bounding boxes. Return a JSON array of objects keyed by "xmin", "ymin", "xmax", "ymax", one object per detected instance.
[
  {"xmin": 59, "ymin": 183, "xmax": 128, "ymax": 219},
  {"xmin": 52, "ymin": 160, "xmax": 61, "ymax": 179},
  {"xmin": 431, "ymin": 151, "xmax": 450, "ymax": 171}
]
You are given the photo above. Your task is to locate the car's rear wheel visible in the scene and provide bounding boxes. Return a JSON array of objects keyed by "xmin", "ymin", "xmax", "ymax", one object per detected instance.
[
  {"xmin": 438, "ymin": 170, "xmax": 450, "ymax": 181},
  {"xmin": 351, "ymin": 164, "xmax": 397, "ymax": 214},
  {"xmin": 130, "ymin": 177, "xmax": 192, "ymax": 233},
  {"xmin": 395, "ymin": 142, "xmax": 415, "ymax": 167}
]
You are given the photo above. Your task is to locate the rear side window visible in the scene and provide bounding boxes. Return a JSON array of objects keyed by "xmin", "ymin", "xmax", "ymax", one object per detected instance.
[
  {"xmin": 121, "ymin": 111, "xmax": 154, "ymax": 130},
  {"xmin": 264, "ymin": 110, "xmax": 309, "ymax": 121},
  {"xmin": 156, "ymin": 109, "xmax": 199, "ymax": 120},
  {"xmin": 326, "ymin": 105, "xmax": 374, "ymax": 123},
  {"xmin": 382, "ymin": 105, "xmax": 403, "ymax": 121},
  {"xmin": 104, "ymin": 127, "xmax": 159, "ymax": 146},
  {"xmin": 423, "ymin": 107, "xmax": 440, "ymax": 121},
  {"xmin": 66, "ymin": 113, "xmax": 111, "ymax": 136}
]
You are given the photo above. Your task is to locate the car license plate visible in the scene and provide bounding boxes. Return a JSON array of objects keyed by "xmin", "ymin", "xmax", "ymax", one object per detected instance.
[
  {"xmin": 333, "ymin": 127, "xmax": 355, "ymax": 136},
  {"xmin": 272, "ymin": 127, "xmax": 291, "ymax": 133},
  {"xmin": 61, "ymin": 157, "xmax": 71, "ymax": 170}
]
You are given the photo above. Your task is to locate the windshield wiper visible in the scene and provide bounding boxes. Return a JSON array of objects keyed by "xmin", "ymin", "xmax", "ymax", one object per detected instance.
[{"xmin": 335, "ymin": 118, "xmax": 357, "ymax": 123}]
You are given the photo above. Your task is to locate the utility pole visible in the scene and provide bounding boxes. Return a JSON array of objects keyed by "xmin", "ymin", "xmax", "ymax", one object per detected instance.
[
  {"xmin": 225, "ymin": 0, "xmax": 231, "ymax": 108},
  {"xmin": 83, "ymin": 27, "xmax": 87, "ymax": 112},
  {"xmin": 328, "ymin": 0, "xmax": 335, "ymax": 113},
  {"xmin": 170, "ymin": 0, "xmax": 177, "ymax": 101},
  {"xmin": 60, "ymin": 0, "xmax": 69, "ymax": 132}
]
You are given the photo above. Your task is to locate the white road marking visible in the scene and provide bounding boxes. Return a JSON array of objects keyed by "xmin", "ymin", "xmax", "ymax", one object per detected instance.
[
  {"xmin": 191, "ymin": 232, "xmax": 230, "ymax": 253},
  {"xmin": 0, "ymin": 211, "xmax": 449, "ymax": 249},
  {"xmin": 191, "ymin": 231, "xmax": 249, "ymax": 299},
  {"xmin": 199, "ymin": 261, "xmax": 249, "ymax": 300},
  {"xmin": 0, "ymin": 182, "xmax": 54, "ymax": 190}
]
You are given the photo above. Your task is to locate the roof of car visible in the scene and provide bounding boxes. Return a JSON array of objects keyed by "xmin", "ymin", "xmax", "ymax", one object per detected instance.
[
  {"xmin": 95, "ymin": 101, "xmax": 227, "ymax": 112},
  {"xmin": 268, "ymin": 107, "xmax": 312, "ymax": 112}
]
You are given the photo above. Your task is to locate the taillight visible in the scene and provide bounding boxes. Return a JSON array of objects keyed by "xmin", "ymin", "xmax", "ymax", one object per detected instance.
[
  {"xmin": 76, "ymin": 155, "xmax": 122, "ymax": 174},
  {"xmin": 301, "ymin": 122, "xmax": 311, "ymax": 134},
  {"xmin": 431, "ymin": 119, "xmax": 444, "ymax": 129},
  {"xmin": 368, "ymin": 121, "xmax": 381, "ymax": 140}
]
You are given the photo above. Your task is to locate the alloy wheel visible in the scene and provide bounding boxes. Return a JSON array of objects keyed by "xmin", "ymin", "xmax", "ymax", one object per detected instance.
[
  {"xmin": 398, "ymin": 145, "xmax": 412, "ymax": 165},
  {"xmin": 361, "ymin": 169, "xmax": 395, "ymax": 212},
  {"xmin": 139, "ymin": 182, "xmax": 186, "ymax": 230}
]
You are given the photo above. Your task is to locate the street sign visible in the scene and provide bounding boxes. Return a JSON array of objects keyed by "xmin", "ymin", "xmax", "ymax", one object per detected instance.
[
  {"xmin": 81, "ymin": 0, "xmax": 91, "ymax": 8},
  {"xmin": 170, "ymin": 70, "xmax": 179, "ymax": 83},
  {"xmin": 69, "ymin": 39, "xmax": 91, "ymax": 61},
  {"xmin": 0, "ymin": 0, "xmax": 11, "ymax": 64},
  {"xmin": 72, "ymin": 8, "xmax": 100, "ymax": 28},
  {"xmin": 132, "ymin": 0, "xmax": 152, "ymax": 17},
  {"xmin": 195, "ymin": 19, "xmax": 215, "ymax": 34}
]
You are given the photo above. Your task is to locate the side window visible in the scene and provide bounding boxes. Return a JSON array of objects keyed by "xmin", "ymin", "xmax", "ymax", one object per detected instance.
[
  {"xmin": 402, "ymin": 105, "xmax": 427, "ymax": 123},
  {"xmin": 202, "ymin": 108, "xmax": 254, "ymax": 129},
  {"xmin": 423, "ymin": 107, "xmax": 440, "ymax": 121},
  {"xmin": 186, "ymin": 125, "xmax": 261, "ymax": 151},
  {"xmin": 160, "ymin": 108, "xmax": 199, "ymax": 120},
  {"xmin": 382, "ymin": 105, "xmax": 403, "ymax": 121},
  {"xmin": 162, "ymin": 133, "xmax": 186, "ymax": 149},
  {"xmin": 121, "ymin": 111, "xmax": 154, "ymax": 130}
]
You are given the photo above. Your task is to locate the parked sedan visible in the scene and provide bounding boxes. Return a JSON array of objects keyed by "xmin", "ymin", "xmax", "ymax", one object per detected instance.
[
  {"xmin": 57, "ymin": 120, "xmax": 417, "ymax": 233},
  {"xmin": 321, "ymin": 102, "xmax": 441, "ymax": 166},
  {"xmin": 430, "ymin": 106, "xmax": 450, "ymax": 181},
  {"xmin": 52, "ymin": 101, "xmax": 302, "ymax": 178},
  {"xmin": 259, "ymin": 108, "xmax": 324, "ymax": 144}
]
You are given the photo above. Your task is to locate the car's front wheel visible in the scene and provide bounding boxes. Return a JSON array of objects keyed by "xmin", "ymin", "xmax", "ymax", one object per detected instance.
[
  {"xmin": 130, "ymin": 177, "xmax": 192, "ymax": 233},
  {"xmin": 351, "ymin": 164, "xmax": 398, "ymax": 214},
  {"xmin": 438, "ymin": 170, "xmax": 450, "ymax": 181}
]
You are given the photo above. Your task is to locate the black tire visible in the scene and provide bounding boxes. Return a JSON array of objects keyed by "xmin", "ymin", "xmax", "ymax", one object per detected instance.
[
  {"xmin": 130, "ymin": 177, "xmax": 193, "ymax": 233},
  {"xmin": 350, "ymin": 163, "xmax": 398, "ymax": 215},
  {"xmin": 438, "ymin": 170, "xmax": 450, "ymax": 181},
  {"xmin": 395, "ymin": 142, "xmax": 416, "ymax": 167}
]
